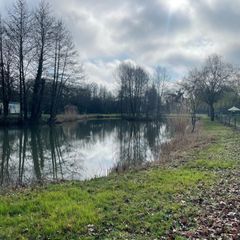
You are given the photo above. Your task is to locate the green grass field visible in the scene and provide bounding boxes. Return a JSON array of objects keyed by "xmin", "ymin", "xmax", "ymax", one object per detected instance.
[{"xmin": 0, "ymin": 119, "xmax": 239, "ymax": 239}]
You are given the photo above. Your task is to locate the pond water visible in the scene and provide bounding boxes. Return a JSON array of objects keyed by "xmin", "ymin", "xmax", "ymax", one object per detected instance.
[{"xmin": 0, "ymin": 120, "xmax": 171, "ymax": 188}]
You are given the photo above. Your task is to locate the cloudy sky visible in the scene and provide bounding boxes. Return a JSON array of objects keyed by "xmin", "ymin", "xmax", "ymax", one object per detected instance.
[{"xmin": 0, "ymin": 0, "xmax": 240, "ymax": 89}]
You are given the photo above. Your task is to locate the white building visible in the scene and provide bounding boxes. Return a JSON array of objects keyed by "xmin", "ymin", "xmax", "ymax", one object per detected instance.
[
  {"xmin": 0, "ymin": 102, "xmax": 20, "ymax": 114},
  {"xmin": 9, "ymin": 102, "xmax": 20, "ymax": 114}
]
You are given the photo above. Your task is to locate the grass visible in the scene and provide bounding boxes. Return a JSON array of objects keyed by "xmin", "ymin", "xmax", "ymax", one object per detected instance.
[
  {"xmin": 0, "ymin": 169, "xmax": 212, "ymax": 239},
  {"xmin": 197, "ymin": 119, "xmax": 240, "ymax": 169},
  {"xmin": 0, "ymin": 118, "xmax": 239, "ymax": 239}
]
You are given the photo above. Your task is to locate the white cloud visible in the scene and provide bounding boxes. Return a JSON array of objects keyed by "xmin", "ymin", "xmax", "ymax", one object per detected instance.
[
  {"xmin": 84, "ymin": 60, "xmax": 120, "ymax": 91},
  {"xmin": 1, "ymin": 0, "xmax": 240, "ymax": 89}
]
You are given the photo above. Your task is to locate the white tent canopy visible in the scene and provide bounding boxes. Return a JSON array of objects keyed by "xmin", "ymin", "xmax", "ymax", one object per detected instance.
[{"xmin": 228, "ymin": 106, "xmax": 240, "ymax": 112}]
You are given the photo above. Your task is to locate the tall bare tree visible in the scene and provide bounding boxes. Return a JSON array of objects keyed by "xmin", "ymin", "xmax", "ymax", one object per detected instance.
[
  {"xmin": 0, "ymin": 16, "xmax": 7, "ymax": 117},
  {"xmin": 30, "ymin": 0, "xmax": 54, "ymax": 122},
  {"xmin": 117, "ymin": 62, "xmax": 149, "ymax": 118},
  {"xmin": 182, "ymin": 68, "xmax": 201, "ymax": 132},
  {"xmin": 153, "ymin": 66, "xmax": 169, "ymax": 116},
  {"xmin": 198, "ymin": 54, "xmax": 233, "ymax": 121},
  {"xmin": 0, "ymin": 16, "xmax": 14, "ymax": 118},
  {"xmin": 49, "ymin": 20, "xmax": 78, "ymax": 123},
  {"xmin": 6, "ymin": 0, "xmax": 33, "ymax": 121}
]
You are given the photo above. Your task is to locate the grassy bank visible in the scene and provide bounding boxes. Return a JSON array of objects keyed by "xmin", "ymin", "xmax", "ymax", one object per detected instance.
[
  {"xmin": 0, "ymin": 114, "xmax": 121, "ymax": 126},
  {"xmin": 0, "ymin": 114, "xmax": 50, "ymax": 127},
  {"xmin": 56, "ymin": 113, "xmax": 121, "ymax": 123},
  {"xmin": 0, "ymin": 119, "xmax": 239, "ymax": 239}
]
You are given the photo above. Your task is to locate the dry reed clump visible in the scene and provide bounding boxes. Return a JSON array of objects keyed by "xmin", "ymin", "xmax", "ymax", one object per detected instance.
[
  {"xmin": 56, "ymin": 105, "xmax": 83, "ymax": 123},
  {"xmin": 157, "ymin": 118, "xmax": 213, "ymax": 165},
  {"xmin": 167, "ymin": 116, "xmax": 190, "ymax": 136},
  {"xmin": 110, "ymin": 161, "xmax": 151, "ymax": 174},
  {"xmin": 110, "ymin": 162, "xmax": 132, "ymax": 174}
]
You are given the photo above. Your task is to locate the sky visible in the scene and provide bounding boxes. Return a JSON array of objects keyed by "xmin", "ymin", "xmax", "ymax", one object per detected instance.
[{"xmin": 1, "ymin": 0, "xmax": 240, "ymax": 89}]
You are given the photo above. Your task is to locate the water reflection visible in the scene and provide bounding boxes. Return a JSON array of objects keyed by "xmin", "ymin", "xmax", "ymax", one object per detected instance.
[{"xmin": 0, "ymin": 120, "xmax": 170, "ymax": 188}]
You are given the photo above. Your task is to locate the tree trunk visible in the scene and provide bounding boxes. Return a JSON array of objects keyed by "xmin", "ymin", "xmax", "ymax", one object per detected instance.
[
  {"xmin": 35, "ymin": 78, "xmax": 45, "ymax": 121},
  {"xmin": 0, "ymin": 29, "xmax": 8, "ymax": 118},
  {"xmin": 210, "ymin": 104, "xmax": 215, "ymax": 121},
  {"xmin": 19, "ymin": 38, "xmax": 24, "ymax": 122},
  {"xmin": 22, "ymin": 72, "xmax": 27, "ymax": 121},
  {"xmin": 19, "ymin": 65, "xmax": 23, "ymax": 122},
  {"xmin": 31, "ymin": 42, "xmax": 45, "ymax": 123},
  {"xmin": 49, "ymin": 82, "xmax": 58, "ymax": 123}
]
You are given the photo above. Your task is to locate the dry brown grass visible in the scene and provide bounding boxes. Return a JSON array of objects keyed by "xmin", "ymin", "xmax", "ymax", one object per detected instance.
[
  {"xmin": 167, "ymin": 115, "xmax": 190, "ymax": 136},
  {"xmin": 56, "ymin": 113, "xmax": 86, "ymax": 123},
  {"xmin": 156, "ymin": 119, "xmax": 213, "ymax": 166}
]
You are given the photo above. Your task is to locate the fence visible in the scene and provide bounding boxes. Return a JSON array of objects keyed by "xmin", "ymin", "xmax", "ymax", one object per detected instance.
[{"xmin": 215, "ymin": 113, "xmax": 240, "ymax": 129}]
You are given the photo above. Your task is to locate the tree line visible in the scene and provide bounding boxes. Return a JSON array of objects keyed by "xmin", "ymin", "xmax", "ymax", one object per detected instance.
[
  {"xmin": 0, "ymin": 0, "xmax": 81, "ymax": 123},
  {"xmin": 116, "ymin": 62, "xmax": 169, "ymax": 119},
  {"xmin": 0, "ymin": 0, "xmax": 170, "ymax": 122},
  {"xmin": 4, "ymin": 1, "xmax": 229, "ymax": 125}
]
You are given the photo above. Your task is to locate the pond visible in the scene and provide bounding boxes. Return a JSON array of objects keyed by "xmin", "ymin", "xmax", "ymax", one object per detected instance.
[{"xmin": 0, "ymin": 120, "xmax": 171, "ymax": 188}]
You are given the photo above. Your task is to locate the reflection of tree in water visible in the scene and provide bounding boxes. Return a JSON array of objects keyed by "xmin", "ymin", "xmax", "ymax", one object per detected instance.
[
  {"xmin": 18, "ymin": 128, "xmax": 28, "ymax": 184},
  {"xmin": 114, "ymin": 121, "xmax": 148, "ymax": 172},
  {"xmin": 31, "ymin": 128, "xmax": 44, "ymax": 181},
  {"xmin": 72, "ymin": 120, "xmax": 119, "ymax": 147},
  {"xmin": 0, "ymin": 122, "xmax": 111, "ymax": 188},
  {"xmin": 0, "ymin": 129, "xmax": 11, "ymax": 186},
  {"xmin": 0, "ymin": 129, "xmax": 30, "ymax": 187},
  {"xmin": 0, "ymin": 120, "xmax": 170, "ymax": 188},
  {"xmin": 31, "ymin": 126, "xmax": 73, "ymax": 182},
  {"xmin": 0, "ymin": 126, "xmax": 76, "ymax": 187},
  {"xmin": 144, "ymin": 121, "xmax": 170, "ymax": 161},
  {"xmin": 114, "ymin": 121, "xmax": 169, "ymax": 172},
  {"xmin": 48, "ymin": 127, "xmax": 67, "ymax": 180}
]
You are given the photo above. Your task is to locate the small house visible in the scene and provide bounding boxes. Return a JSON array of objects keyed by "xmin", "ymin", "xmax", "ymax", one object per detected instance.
[
  {"xmin": 0, "ymin": 102, "xmax": 20, "ymax": 115},
  {"xmin": 64, "ymin": 105, "xmax": 78, "ymax": 115},
  {"xmin": 9, "ymin": 102, "xmax": 20, "ymax": 114}
]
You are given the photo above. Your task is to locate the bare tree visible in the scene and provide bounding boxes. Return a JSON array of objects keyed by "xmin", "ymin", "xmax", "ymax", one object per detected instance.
[
  {"xmin": 6, "ymin": 0, "xmax": 33, "ymax": 121},
  {"xmin": 116, "ymin": 62, "xmax": 149, "ymax": 118},
  {"xmin": 183, "ymin": 55, "xmax": 233, "ymax": 122},
  {"xmin": 134, "ymin": 66, "xmax": 149, "ymax": 117},
  {"xmin": 49, "ymin": 20, "xmax": 79, "ymax": 123},
  {"xmin": 153, "ymin": 66, "xmax": 169, "ymax": 116},
  {"xmin": 0, "ymin": 15, "xmax": 15, "ymax": 118},
  {"xmin": 0, "ymin": 0, "xmax": 85, "ymax": 123},
  {"xmin": 116, "ymin": 62, "xmax": 134, "ymax": 115},
  {"xmin": 144, "ymin": 84, "xmax": 158, "ymax": 118},
  {"xmin": 197, "ymin": 54, "xmax": 233, "ymax": 121},
  {"xmin": 30, "ymin": 0, "xmax": 54, "ymax": 122},
  {"xmin": 0, "ymin": 16, "xmax": 7, "ymax": 117},
  {"xmin": 182, "ymin": 68, "xmax": 201, "ymax": 132}
]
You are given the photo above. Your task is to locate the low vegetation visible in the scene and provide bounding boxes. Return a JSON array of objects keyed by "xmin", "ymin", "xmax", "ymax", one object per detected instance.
[
  {"xmin": 56, "ymin": 113, "xmax": 121, "ymax": 123},
  {"xmin": 0, "ymin": 118, "xmax": 240, "ymax": 239}
]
